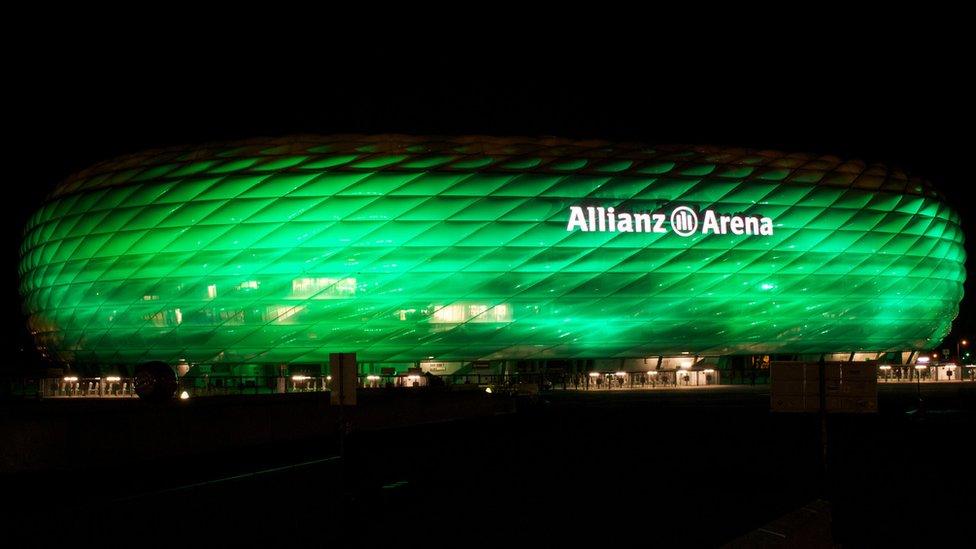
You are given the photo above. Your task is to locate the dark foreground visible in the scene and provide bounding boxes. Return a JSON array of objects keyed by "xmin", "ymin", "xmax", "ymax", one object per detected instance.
[{"xmin": 4, "ymin": 384, "xmax": 975, "ymax": 547}]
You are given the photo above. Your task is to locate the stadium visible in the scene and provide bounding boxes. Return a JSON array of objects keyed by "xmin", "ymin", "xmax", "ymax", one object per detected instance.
[{"xmin": 18, "ymin": 135, "xmax": 967, "ymax": 396}]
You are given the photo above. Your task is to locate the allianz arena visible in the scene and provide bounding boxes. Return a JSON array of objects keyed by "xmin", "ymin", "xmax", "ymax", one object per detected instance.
[{"xmin": 19, "ymin": 135, "xmax": 966, "ymax": 377}]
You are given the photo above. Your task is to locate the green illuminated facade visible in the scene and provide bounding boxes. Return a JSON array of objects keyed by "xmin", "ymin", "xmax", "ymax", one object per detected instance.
[{"xmin": 19, "ymin": 136, "xmax": 966, "ymax": 368}]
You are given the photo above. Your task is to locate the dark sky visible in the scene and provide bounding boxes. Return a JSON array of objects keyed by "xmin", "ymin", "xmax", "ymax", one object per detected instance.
[{"xmin": 6, "ymin": 47, "xmax": 973, "ymax": 367}]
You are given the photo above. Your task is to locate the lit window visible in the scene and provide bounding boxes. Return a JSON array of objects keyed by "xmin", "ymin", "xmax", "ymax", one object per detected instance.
[
  {"xmin": 291, "ymin": 277, "xmax": 356, "ymax": 298},
  {"xmin": 218, "ymin": 310, "xmax": 245, "ymax": 324},
  {"xmin": 429, "ymin": 303, "xmax": 513, "ymax": 324},
  {"xmin": 144, "ymin": 309, "xmax": 183, "ymax": 327},
  {"xmin": 266, "ymin": 305, "xmax": 305, "ymax": 323},
  {"xmin": 484, "ymin": 304, "xmax": 512, "ymax": 322},
  {"xmin": 145, "ymin": 311, "xmax": 166, "ymax": 327},
  {"xmin": 431, "ymin": 304, "xmax": 464, "ymax": 323},
  {"xmin": 397, "ymin": 308, "xmax": 416, "ymax": 321}
]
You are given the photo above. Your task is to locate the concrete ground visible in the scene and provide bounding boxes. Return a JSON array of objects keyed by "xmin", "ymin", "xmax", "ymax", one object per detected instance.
[{"xmin": 2, "ymin": 383, "xmax": 974, "ymax": 547}]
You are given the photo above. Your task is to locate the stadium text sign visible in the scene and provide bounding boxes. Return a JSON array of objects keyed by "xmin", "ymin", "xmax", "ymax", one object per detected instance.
[{"xmin": 566, "ymin": 206, "xmax": 774, "ymax": 237}]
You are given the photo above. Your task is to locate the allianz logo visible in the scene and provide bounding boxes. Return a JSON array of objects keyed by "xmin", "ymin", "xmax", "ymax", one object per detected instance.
[{"xmin": 566, "ymin": 205, "xmax": 774, "ymax": 237}]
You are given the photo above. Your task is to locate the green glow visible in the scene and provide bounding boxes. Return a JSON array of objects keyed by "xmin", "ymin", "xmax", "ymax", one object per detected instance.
[{"xmin": 19, "ymin": 137, "xmax": 966, "ymax": 366}]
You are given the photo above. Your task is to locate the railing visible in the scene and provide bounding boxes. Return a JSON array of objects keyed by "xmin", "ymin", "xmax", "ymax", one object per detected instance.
[
  {"xmin": 0, "ymin": 377, "xmax": 138, "ymax": 399},
  {"xmin": 15, "ymin": 367, "xmax": 941, "ymax": 400},
  {"xmin": 1, "ymin": 370, "xmax": 736, "ymax": 399}
]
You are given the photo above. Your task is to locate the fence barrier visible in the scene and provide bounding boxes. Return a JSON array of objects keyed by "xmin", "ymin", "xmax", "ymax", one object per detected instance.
[{"xmin": 5, "ymin": 367, "xmax": 968, "ymax": 400}]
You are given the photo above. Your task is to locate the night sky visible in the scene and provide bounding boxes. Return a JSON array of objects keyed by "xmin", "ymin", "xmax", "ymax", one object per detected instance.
[{"xmin": 7, "ymin": 51, "xmax": 973, "ymax": 369}]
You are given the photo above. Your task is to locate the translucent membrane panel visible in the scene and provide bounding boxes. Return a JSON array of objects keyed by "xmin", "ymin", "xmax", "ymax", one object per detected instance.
[{"xmin": 19, "ymin": 137, "xmax": 966, "ymax": 365}]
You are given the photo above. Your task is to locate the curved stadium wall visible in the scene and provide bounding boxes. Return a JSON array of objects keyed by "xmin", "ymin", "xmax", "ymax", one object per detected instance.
[{"xmin": 19, "ymin": 136, "xmax": 966, "ymax": 367}]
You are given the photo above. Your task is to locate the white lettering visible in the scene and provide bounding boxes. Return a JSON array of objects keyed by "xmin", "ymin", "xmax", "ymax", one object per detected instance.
[
  {"xmin": 617, "ymin": 213, "xmax": 633, "ymax": 232},
  {"xmin": 744, "ymin": 216, "xmax": 759, "ymax": 235},
  {"xmin": 565, "ymin": 206, "xmax": 775, "ymax": 238},
  {"xmin": 634, "ymin": 213, "xmax": 652, "ymax": 232},
  {"xmin": 652, "ymin": 213, "xmax": 667, "ymax": 233},
  {"xmin": 702, "ymin": 210, "xmax": 720, "ymax": 234},
  {"xmin": 567, "ymin": 206, "xmax": 588, "ymax": 232},
  {"xmin": 730, "ymin": 216, "xmax": 744, "ymax": 235}
]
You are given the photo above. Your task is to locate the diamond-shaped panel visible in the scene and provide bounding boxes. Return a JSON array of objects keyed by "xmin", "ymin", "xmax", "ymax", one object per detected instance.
[{"xmin": 19, "ymin": 136, "xmax": 966, "ymax": 365}]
